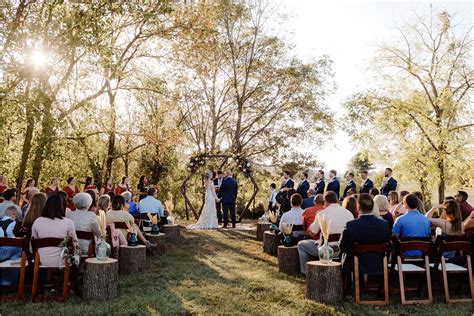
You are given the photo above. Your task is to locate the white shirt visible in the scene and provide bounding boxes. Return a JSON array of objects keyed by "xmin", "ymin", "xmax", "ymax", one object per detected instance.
[
  {"xmin": 279, "ymin": 207, "xmax": 304, "ymax": 232},
  {"xmin": 309, "ymin": 203, "xmax": 354, "ymax": 235},
  {"xmin": 269, "ymin": 189, "xmax": 277, "ymax": 207}
]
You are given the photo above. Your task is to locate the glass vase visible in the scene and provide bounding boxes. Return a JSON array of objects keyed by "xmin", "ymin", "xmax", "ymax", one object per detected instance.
[
  {"xmin": 318, "ymin": 239, "xmax": 334, "ymax": 264},
  {"xmin": 151, "ymin": 224, "xmax": 160, "ymax": 235},
  {"xmin": 283, "ymin": 235, "xmax": 293, "ymax": 247},
  {"xmin": 167, "ymin": 215, "xmax": 175, "ymax": 225},
  {"xmin": 128, "ymin": 233, "xmax": 138, "ymax": 246},
  {"xmin": 95, "ymin": 239, "xmax": 108, "ymax": 261}
]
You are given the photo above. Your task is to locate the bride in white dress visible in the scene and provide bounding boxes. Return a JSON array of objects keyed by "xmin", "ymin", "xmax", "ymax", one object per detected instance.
[{"xmin": 187, "ymin": 171, "xmax": 220, "ymax": 230}]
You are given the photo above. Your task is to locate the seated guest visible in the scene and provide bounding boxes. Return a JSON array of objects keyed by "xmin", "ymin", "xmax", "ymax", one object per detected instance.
[
  {"xmin": 302, "ymin": 194, "xmax": 325, "ymax": 239},
  {"xmin": 342, "ymin": 196, "xmax": 358, "ymax": 219},
  {"xmin": 390, "ymin": 190, "xmax": 409, "ymax": 217},
  {"xmin": 97, "ymin": 195, "xmax": 126, "ymax": 251},
  {"xmin": 301, "ymin": 189, "xmax": 316, "ymax": 209},
  {"xmin": 339, "ymin": 193, "xmax": 390, "ymax": 276},
  {"xmin": 106, "ymin": 195, "xmax": 156, "ymax": 248},
  {"xmin": 392, "ymin": 194, "xmax": 430, "ymax": 257},
  {"xmin": 296, "ymin": 173, "xmax": 310, "ymax": 199},
  {"xmin": 15, "ymin": 192, "xmax": 46, "ymax": 239},
  {"xmin": 342, "ymin": 172, "xmax": 356, "ymax": 198},
  {"xmin": 374, "ymin": 195, "xmax": 394, "ymax": 229},
  {"xmin": 21, "ymin": 188, "xmax": 39, "ymax": 218},
  {"xmin": 297, "ymin": 191, "xmax": 354, "ymax": 274},
  {"xmin": 276, "ymin": 188, "xmax": 296, "ymax": 215},
  {"xmin": 388, "ymin": 191, "xmax": 399, "ymax": 214},
  {"xmin": 31, "ymin": 194, "xmax": 78, "ymax": 267},
  {"xmin": 123, "ymin": 191, "xmax": 138, "ymax": 215},
  {"xmin": 279, "ymin": 194, "xmax": 305, "ymax": 238},
  {"xmin": 97, "ymin": 195, "xmax": 111, "ymax": 213},
  {"xmin": 0, "ymin": 206, "xmax": 22, "ymax": 285},
  {"xmin": 426, "ymin": 200, "xmax": 464, "ymax": 236},
  {"xmin": 369, "ymin": 188, "xmax": 379, "ymax": 198},
  {"xmin": 138, "ymin": 188, "xmax": 164, "ymax": 217},
  {"xmin": 464, "ymin": 211, "xmax": 474, "ymax": 230},
  {"xmin": 412, "ymin": 191, "xmax": 426, "ymax": 214},
  {"xmin": 66, "ymin": 193, "xmax": 102, "ymax": 256},
  {"xmin": 456, "ymin": 190, "xmax": 473, "ymax": 221},
  {"xmin": 0, "ymin": 189, "xmax": 22, "ymax": 219},
  {"xmin": 85, "ymin": 190, "xmax": 98, "ymax": 214}
]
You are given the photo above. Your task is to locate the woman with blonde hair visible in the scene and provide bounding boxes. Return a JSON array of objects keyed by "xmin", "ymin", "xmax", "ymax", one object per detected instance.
[{"xmin": 374, "ymin": 194, "xmax": 394, "ymax": 229}]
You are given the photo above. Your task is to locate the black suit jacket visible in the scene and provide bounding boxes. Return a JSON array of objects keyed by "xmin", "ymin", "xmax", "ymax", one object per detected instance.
[
  {"xmin": 342, "ymin": 180, "xmax": 356, "ymax": 198},
  {"xmin": 326, "ymin": 178, "xmax": 340, "ymax": 199},
  {"xmin": 360, "ymin": 179, "xmax": 373, "ymax": 194},
  {"xmin": 315, "ymin": 180, "xmax": 325, "ymax": 195},
  {"xmin": 339, "ymin": 215, "xmax": 390, "ymax": 275},
  {"xmin": 281, "ymin": 178, "xmax": 294, "ymax": 189},
  {"xmin": 380, "ymin": 177, "xmax": 397, "ymax": 196},
  {"xmin": 296, "ymin": 180, "xmax": 310, "ymax": 199}
]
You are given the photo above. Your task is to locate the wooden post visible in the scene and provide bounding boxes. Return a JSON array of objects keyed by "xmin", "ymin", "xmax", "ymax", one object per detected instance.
[
  {"xmin": 83, "ymin": 258, "xmax": 119, "ymax": 301},
  {"xmin": 278, "ymin": 245, "xmax": 300, "ymax": 275},
  {"xmin": 256, "ymin": 223, "xmax": 271, "ymax": 241},
  {"xmin": 162, "ymin": 224, "xmax": 180, "ymax": 242},
  {"xmin": 119, "ymin": 245, "xmax": 146, "ymax": 275},
  {"xmin": 305, "ymin": 261, "xmax": 343, "ymax": 304},
  {"xmin": 145, "ymin": 233, "xmax": 166, "ymax": 256},
  {"xmin": 263, "ymin": 231, "xmax": 279, "ymax": 257}
]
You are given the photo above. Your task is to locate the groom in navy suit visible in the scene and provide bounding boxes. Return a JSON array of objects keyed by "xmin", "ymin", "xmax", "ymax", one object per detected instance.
[{"xmin": 219, "ymin": 170, "xmax": 238, "ymax": 228}]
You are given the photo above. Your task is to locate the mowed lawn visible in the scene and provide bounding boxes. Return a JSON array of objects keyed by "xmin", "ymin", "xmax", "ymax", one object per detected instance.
[{"xmin": 1, "ymin": 221, "xmax": 472, "ymax": 315}]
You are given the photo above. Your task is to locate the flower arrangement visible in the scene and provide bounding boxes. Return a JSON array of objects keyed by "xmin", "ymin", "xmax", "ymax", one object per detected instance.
[
  {"xmin": 234, "ymin": 154, "xmax": 253, "ymax": 178},
  {"xmin": 268, "ymin": 210, "xmax": 278, "ymax": 231},
  {"xmin": 281, "ymin": 222, "xmax": 294, "ymax": 247},
  {"xmin": 59, "ymin": 236, "xmax": 81, "ymax": 267},
  {"xmin": 147, "ymin": 212, "xmax": 160, "ymax": 235},
  {"xmin": 319, "ymin": 215, "xmax": 330, "ymax": 241},
  {"xmin": 186, "ymin": 152, "xmax": 208, "ymax": 173}
]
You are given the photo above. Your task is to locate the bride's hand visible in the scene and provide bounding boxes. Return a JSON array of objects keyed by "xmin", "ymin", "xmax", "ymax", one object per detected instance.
[{"xmin": 216, "ymin": 198, "xmax": 221, "ymax": 203}]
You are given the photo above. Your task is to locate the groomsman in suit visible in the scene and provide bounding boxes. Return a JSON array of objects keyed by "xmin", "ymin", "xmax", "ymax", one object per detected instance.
[
  {"xmin": 314, "ymin": 170, "xmax": 325, "ymax": 195},
  {"xmin": 280, "ymin": 171, "xmax": 294, "ymax": 191},
  {"xmin": 302, "ymin": 189, "xmax": 316, "ymax": 209},
  {"xmin": 296, "ymin": 172, "xmax": 310, "ymax": 199},
  {"xmin": 326, "ymin": 170, "xmax": 340, "ymax": 199},
  {"xmin": 359, "ymin": 170, "xmax": 373, "ymax": 194},
  {"xmin": 219, "ymin": 170, "xmax": 238, "ymax": 228},
  {"xmin": 380, "ymin": 167, "xmax": 397, "ymax": 196},
  {"xmin": 343, "ymin": 172, "xmax": 356, "ymax": 198},
  {"xmin": 213, "ymin": 170, "xmax": 224, "ymax": 224}
]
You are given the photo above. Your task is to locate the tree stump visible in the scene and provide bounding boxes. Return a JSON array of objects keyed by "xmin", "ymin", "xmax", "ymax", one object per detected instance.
[
  {"xmin": 118, "ymin": 245, "xmax": 146, "ymax": 275},
  {"xmin": 278, "ymin": 245, "xmax": 300, "ymax": 275},
  {"xmin": 162, "ymin": 224, "xmax": 180, "ymax": 242},
  {"xmin": 305, "ymin": 261, "xmax": 343, "ymax": 304},
  {"xmin": 83, "ymin": 258, "xmax": 119, "ymax": 301},
  {"xmin": 256, "ymin": 223, "xmax": 271, "ymax": 241},
  {"xmin": 145, "ymin": 233, "xmax": 166, "ymax": 256},
  {"xmin": 263, "ymin": 231, "xmax": 279, "ymax": 257}
]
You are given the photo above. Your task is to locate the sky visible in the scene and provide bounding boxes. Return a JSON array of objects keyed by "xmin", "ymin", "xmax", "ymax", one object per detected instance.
[{"xmin": 278, "ymin": 0, "xmax": 473, "ymax": 173}]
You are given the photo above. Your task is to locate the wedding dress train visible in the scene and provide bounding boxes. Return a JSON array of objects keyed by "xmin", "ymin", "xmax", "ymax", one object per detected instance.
[{"xmin": 187, "ymin": 180, "xmax": 220, "ymax": 229}]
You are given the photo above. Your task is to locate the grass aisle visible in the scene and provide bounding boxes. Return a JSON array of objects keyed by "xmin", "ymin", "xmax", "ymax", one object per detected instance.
[{"xmin": 1, "ymin": 223, "xmax": 472, "ymax": 315}]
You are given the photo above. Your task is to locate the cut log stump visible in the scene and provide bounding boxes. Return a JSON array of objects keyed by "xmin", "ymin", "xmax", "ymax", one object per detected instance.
[
  {"xmin": 119, "ymin": 245, "xmax": 146, "ymax": 275},
  {"xmin": 278, "ymin": 245, "xmax": 300, "ymax": 275},
  {"xmin": 162, "ymin": 224, "xmax": 180, "ymax": 242},
  {"xmin": 256, "ymin": 223, "xmax": 271, "ymax": 241},
  {"xmin": 263, "ymin": 231, "xmax": 279, "ymax": 257},
  {"xmin": 305, "ymin": 261, "xmax": 343, "ymax": 304},
  {"xmin": 145, "ymin": 233, "xmax": 166, "ymax": 256},
  {"xmin": 83, "ymin": 258, "xmax": 118, "ymax": 301}
]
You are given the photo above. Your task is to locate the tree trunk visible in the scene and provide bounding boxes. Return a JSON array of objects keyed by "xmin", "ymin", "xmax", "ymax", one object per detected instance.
[
  {"xmin": 162, "ymin": 224, "xmax": 180, "ymax": 242},
  {"xmin": 105, "ymin": 87, "xmax": 116, "ymax": 179},
  {"xmin": 83, "ymin": 258, "xmax": 118, "ymax": 301},
  {"xmin": 145, "ymin": 233, "xmax": 166, "ymax": 256},
  {"xmin": 305, "ymin": 261, "xmax": 343, "ymax": 304},
  {"xmin": 263, "ymin": 231, "xmax": 279, "ymax": 257},
  {"xmin": 16, "ymin": 81, "xmax": 34, "ymax": 195},
  {"xmin": 31, "ymin": 91, "xmax": 54, "ymax": 184},
  {"xmin": 118, "ymin": 245, "xmax": 146, "ymax": 275},
  {"xmin": 256, "ymin": 223, "xmax": 271, "ymax": 241},
  {"xmin": 437, "ymin": 156, "xmax": 445, "ymax": 204}
]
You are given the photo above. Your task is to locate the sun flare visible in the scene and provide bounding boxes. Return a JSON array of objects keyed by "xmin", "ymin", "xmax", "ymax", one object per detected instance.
[{"xmin": 31, "ymin": 50, "xmax": 48, "ymax": 67}]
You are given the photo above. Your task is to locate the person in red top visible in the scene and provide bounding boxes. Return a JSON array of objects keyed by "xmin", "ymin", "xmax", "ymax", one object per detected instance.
[
  {"xmin": 21, "ymin": 178, "xmax": 37, "ymax": 207},
  {"xmin": 84, "ymin": 177, "xmax": 97, "ymax": 192},
  {"xmin": 115, "ymin": 176, "xmax": 130, "ymax": 195},
  {"xmin": 301, "ymin": 194, "xmax": 325, "ymax": 240},
  {"xmin": 64, "ymin": 176, "xmax": 79, "ymax": 211},
  {"xmin": 456, "ymin": 190, "xmax": 473, "ymax": 221},
  {"xmin": 99, "ymin": 177, "xmax": 114, "ymax": 196},
  {"xmin": 0, "ymin": 175, "xmax": 8, "ymax": 203},
  {"xmin": 44, "ymin": 177, "xmax": 60, "ymax": 195}
]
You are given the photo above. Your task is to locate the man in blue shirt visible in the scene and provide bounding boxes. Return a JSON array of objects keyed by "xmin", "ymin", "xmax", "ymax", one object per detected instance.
[
  {"xmin": 138, "ymin": 187, "xmax": 164, "ymax": 217},
  {"xmin": 392, "ymin": 193, "xmax": 430, "ymax": 256}
]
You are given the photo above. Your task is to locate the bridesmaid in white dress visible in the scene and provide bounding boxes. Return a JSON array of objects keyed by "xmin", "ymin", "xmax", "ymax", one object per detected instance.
[{"xmin": 187, "ymin": 171, "xmax": 220, "ymax": 230}]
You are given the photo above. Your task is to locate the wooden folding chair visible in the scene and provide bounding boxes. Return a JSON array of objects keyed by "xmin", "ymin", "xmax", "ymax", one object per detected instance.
[
  {"xmin": 76, "ymin": 230, "xmax": 95, "ymax": 258},
  {"xmin": 396, "ymin": 241, "xmax": 432, "ymax": 305},
  {"xmin": 0, "ymin": 237, "xmax": 27, "ymax": 301},
  {"xmin": 431, "ymin": 240, "xmax": 474, "ymax": 303},
  {"xmin": 353, "ymin": 243, "xmax": 390, "ymax": 305},
  {"xmin": 31, "ymin": 237, "xmax": 70, "ymax": 303}
]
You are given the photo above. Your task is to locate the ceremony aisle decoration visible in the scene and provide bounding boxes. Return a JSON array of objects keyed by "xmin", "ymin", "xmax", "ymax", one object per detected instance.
[
  {"xmin": 268, "ymin": 210, "xmax": 278, "ymax": 231},
  {"xmin": 281, "ymin": 223, "xmax": 294, "ymax": 247},
  {"xmin": 147, "ymin": 213, "xmax": 160, "ymax": 235},
  {"xmin": 126, "ymin": 223, "xmax": 139, "ymax": 247},
  {"xmin": 317, "ymin": 215, "xmax": 334, "ymax": 264},
  {"xmin": 95, "ymin": 210, "xmax": 109, "ymax": 260}
]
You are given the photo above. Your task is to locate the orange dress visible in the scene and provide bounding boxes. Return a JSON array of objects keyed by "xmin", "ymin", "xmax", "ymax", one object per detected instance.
[{"xmin": 64, "ymin": 185, "xmax": 79, "ymax": 210}]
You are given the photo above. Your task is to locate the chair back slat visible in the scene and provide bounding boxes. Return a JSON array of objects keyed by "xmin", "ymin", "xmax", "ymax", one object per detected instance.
[
  {"xmin": 292, "ymin": 225, "xmax": 304, "ymax": 232},
  {"xmin": 399, "ymin": 241, "xmax": 431, "ymax": 255},
  {"xmin": 0, "ymin": 237, "xmax": 24, "ymax": 248},
  {"xmin": 353, "ymin": 243, "xmax": 390, "ymax": 254},
  {"xmin": 76, "ymin": 230, "xmax": 94, "ymax": 240},
  {"xmin": 31, "ymin": 237, "xmax": 64, "ymax": 249},
  {"xmin": 133, "ymin": 213, "xmax": 150, "ymax": 220},
  {"xmin": 439, "ymin": 240, "xmax": 471, "ymax": 253},
  {"xmin": 114, "ymin": 221, "xmax": 129, "ymax": 230},
  {"xmin": 323, "ymin": 233, "xmax": 341, "ymax": 243}
]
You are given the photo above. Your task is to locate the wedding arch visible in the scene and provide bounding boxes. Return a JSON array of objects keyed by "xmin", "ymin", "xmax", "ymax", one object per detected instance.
[{"xmin": 179, "ymin": 151, "xmax": 259, "ymax": 222}]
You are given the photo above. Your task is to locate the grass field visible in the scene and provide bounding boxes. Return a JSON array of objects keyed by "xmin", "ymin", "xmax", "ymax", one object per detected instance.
[{"xmin": 1, "ymin": 222, "xmax": 473, "ymax": 315}]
